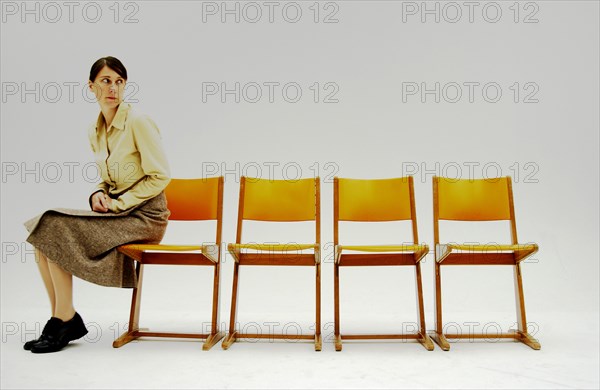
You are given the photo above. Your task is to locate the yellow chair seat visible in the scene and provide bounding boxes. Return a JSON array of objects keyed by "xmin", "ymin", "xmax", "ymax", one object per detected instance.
[
  {"xmin": 227, "ymin": 243, "xmax": 320, "ymax": 264},
  {"xmin": 436, "ymin": 243, "xmax": 538, "ymax": 263},
  {"xmin": 336, "ymin": 244, "xmax": 429, "ymax": 264},
  {"xmin": 338, "ymin": 244, "xmax": 428, "ymax": 252},
  {"xmin": 119, "ymin": 243, "xmax": 219, "ymax": 263},
  {"xmin": 228, "ymin": 243, "xmax": 318, "ymax": 251}
]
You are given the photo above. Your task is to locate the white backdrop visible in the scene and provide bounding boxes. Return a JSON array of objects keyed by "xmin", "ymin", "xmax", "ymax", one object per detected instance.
[{"xmin": 1, "ymin": 1, "xmax": 599, "ymax": 389}]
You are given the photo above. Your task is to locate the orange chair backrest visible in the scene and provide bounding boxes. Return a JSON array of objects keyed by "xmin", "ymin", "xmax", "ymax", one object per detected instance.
[
  {"xmin": 240, "ymin": 177, "xmax": 318, "ymax": 222},
  {"xmin": 165, "ymin": 177, "xmax": 222, "ymax": 221},
  {"xmin": 336, "ymin": 177, "xmax": 413, "ymax": 221},
  {"xmin": 434, "ymin": 176, "xmax": 512, "ymax": 221}
]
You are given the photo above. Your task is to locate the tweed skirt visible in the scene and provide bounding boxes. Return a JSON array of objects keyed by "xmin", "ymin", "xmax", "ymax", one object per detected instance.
[{"xmin": 24, "ymin": 192, "xmax": 170, "ymax": 288}]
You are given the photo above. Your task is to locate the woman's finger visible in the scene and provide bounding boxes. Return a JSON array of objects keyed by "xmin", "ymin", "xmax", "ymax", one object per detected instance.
[
  {"xmin": 98, "ymin": 194, "xmax": 108, "ymax": 208},
  {"xmin": 92, "ymin": 200, "xmax": 104, "ymax": 212}
]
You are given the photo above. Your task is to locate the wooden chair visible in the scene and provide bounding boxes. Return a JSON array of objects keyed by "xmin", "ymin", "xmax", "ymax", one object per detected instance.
[
  {"xmin": 113, "ymin": 177, "xmax": 225, "ymax": 350},
  {"xmin": 432, "ymin": 176, "xmax": 540, "ymax": 351},
  {"xmin": 222, "ymin": 176, "xmax": 322, "ymax": 351},
  {"xmin": 333, "ymin": 176, "xmax": 434, "ymax": 351}
]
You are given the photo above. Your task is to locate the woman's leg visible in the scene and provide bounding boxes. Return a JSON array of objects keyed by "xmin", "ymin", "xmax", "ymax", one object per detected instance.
[
  {"xmin": 28, "ymin": 249, "xmax": 86, "ymax": 352},
  {"xmin": 34, "ymin": 248, "xmax": 56, "ymax": 316},
  {"xmin": 46, "ymin": 256, "xmax": 76, "ymax": 322}
]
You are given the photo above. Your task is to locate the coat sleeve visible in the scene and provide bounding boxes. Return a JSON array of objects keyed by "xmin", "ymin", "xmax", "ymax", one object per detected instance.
[{"xmin": 108, "ymin": 114, "xmax": 171, "ymax": 212}]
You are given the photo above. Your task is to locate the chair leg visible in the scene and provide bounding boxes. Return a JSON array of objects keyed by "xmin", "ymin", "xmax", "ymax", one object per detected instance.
[
  {"xmin": 315, "ymin": 334, "xmax": 322, "ymax": 351},
  {"xmin": 113, "ymin": 263, "xmax": 144, "ymax": 348},
  {"xmin": 203, "ymin": 262, "xmax": 224, "ymax": 351},
  {"xmin": 222, "ymin": 261, "xmax": 240, "ymax": 350},
  {"xmin": 334, "ymin": 334, "xmax": 342, "ymax": 351},
  {"xmin": 203, "ymin": 331, "xmax": 226, "ymax": 350},
  {"xmin": 431, "ymin": 261, "xmax": 450, "ymax": 351},
  {"xmin": 513, "ymin": 263, "xmax": 541, "ymax": 350},
  {"xmin": 418, "ymin": 332, "xmax": 435, "ymax": 350},
  {"xmin": 334, "ymin": 262, "xmax": 342, "ymax": 351},
  {"xmin": 415, "ymin": 263, "xmax": 434, "ymax": 351},
  {"xmin": 315, "ymin": 262, "xmax": 322, "ymax": 352},
  {"xmin": 517, "ymin": 330, "xmax": 541, "ymax": 350},
  {"xmin": 222, "ymin": 331, "xmax": 237, "ymax": 349}
]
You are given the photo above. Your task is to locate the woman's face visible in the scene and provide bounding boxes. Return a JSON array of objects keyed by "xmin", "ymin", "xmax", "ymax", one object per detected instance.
[{"xmin": 88, "ymin": 65, "xmax": 126, "ymax": 108}]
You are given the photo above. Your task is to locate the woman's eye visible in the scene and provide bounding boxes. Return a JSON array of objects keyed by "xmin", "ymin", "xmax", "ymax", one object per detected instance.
[{"xmin": 116, "ymin": 80, "xmax": 123, "ymax": 84}]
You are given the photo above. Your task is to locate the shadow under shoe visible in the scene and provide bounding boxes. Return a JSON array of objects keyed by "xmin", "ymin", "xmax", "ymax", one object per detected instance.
[
  {"xmin": 30, "ymin": 313, "xmax": 89, "ymax": 354},
  {"xmin": 23, "ymin": 317, "xmax": 63, "ymax": 351}
]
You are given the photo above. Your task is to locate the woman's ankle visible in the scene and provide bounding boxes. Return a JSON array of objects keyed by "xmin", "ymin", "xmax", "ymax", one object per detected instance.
[{"xmin": 54, "ymin": 309, "xmax": 76, "ymax": 322}]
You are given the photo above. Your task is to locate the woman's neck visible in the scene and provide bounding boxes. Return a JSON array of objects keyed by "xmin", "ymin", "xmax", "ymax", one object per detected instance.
[{"xmin": 101, "ymin": 105, "xmax": 119, "ymax": 130}]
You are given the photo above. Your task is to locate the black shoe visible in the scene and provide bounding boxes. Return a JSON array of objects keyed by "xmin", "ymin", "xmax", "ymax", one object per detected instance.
[
  {"xmin": 23, "ymin": 317, "xmax": 63, "ymax": 351},
  {"xmin": 30, "ymin": 313, "xmax": 88, "ymax": 354}
]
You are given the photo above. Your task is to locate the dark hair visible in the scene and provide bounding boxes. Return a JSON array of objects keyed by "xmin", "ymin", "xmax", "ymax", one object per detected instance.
[{"xmin": 89, "ymin": 56, "xmax": 128, "ymax": 82}]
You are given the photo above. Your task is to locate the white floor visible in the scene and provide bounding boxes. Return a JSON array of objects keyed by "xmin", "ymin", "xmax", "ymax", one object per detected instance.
[{"xmin": 1, "ymin": 310, "xmax": 598, "ymax": 389}]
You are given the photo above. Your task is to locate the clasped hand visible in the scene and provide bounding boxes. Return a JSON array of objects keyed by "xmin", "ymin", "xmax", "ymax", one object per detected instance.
[{"xmin": 91, "ymin": 192, "xmax": 112, "ymax": 213}]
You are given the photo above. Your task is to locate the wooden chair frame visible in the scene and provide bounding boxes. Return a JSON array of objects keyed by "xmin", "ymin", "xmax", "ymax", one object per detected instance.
[
  {"xmin": 222, "ymin": 177, "xmax": 322, "ymax": 351},
  {"xmin": 113, "ymin": 177, "xmax": 225, "ymax": 350},
  {"xmin": 333, "ymin": 176, "xmax": 434, "ymax": 351},
  {"xmin": 431, "ymin": 176, "xmax": 540, "ymax": 351}
]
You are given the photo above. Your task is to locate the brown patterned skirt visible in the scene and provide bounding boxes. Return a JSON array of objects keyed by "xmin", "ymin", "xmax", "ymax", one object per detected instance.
[{"xmin": 24, "ymin": 192, "xmax": 170, "ymax": 288}]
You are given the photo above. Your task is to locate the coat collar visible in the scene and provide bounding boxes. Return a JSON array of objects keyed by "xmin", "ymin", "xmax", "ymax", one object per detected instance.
[{"xmin": 95, "ymin": 102, "xmax": 131, "ymax": 132}]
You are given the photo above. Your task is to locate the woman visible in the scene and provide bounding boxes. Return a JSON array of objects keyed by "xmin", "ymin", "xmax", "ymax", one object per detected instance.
[{"xmin": 23, "ymin": 56, "xmax": 171, "ymax": 353}]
